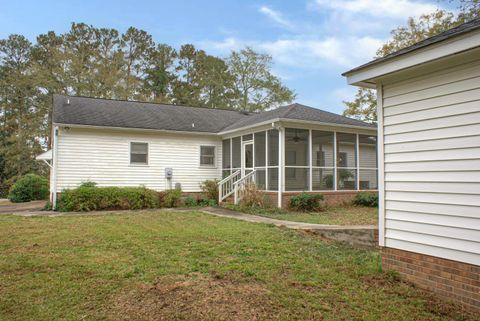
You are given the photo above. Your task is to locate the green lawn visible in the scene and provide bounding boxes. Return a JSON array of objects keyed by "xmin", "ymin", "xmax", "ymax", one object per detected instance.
[
  {"xmin": 0, "ymin": 211, "xmax": 474, "ymax": 320},
  {"xmin": 227, "ymin": 205, "xmax": 378, "ymax": 225}
]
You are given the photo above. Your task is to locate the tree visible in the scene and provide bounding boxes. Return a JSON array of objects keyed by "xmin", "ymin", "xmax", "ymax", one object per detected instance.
[
  {"xmin": 121, "ymin": 27, "xmax": 154, "ymax": 100},
  {"xmin": 196, "ymin": 54, "xmax": 236, "ymax": 109},
  {"xmin": 92, "ymin": 27, "xmax": 124, "ymax": 98},
  {"xmin": 342, "ymin": 3, "xmax": 479, "ymax": 122},
  {"xmin": 172, "ymin": 44, "xmax": 204, "ymax": 106},
  {"xmin": 143, "ymin": 44, "xmax": 177, "ymax": 102},
  {"xmin": 0, "ymin": 35, "xmax": 45, "ymax": 183},
  {"xmin": 227, "ymin": 47, "xmax": 295, "ymax": 112},
  {"xmin": 0, "ymin": 23, "xmax": 297, "ymax": 188}
]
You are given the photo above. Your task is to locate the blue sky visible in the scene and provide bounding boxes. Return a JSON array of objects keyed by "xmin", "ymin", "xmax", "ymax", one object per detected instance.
[{"xmin": 0, "ymin": 0, "xmax": 458, "ymax": 114}]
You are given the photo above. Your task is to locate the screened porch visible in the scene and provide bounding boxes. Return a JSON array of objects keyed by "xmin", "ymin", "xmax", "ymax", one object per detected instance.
[{"xmin": 221, "ymin": 126, "xmax": 378, "ymax": 193}]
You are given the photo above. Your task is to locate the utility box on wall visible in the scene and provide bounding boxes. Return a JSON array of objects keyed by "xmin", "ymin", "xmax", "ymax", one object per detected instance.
[{"xmin": 165, "ymin": 168, "xmax": 173, "ymax": 179}]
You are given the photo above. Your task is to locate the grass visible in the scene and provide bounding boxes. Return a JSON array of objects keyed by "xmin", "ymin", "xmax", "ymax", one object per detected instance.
[
  {"xmin": 0, "ymin": 210, "xmax": 474, "ymax": 320},
  {"xmin": 226, "ymin": 204, "xmax": 378, "ymax": 225}
]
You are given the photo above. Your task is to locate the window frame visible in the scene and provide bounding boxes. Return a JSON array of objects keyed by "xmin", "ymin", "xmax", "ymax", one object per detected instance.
[
  {"xmin": 129, "ymin": 141, "xmax": 149, "ymax": 166},
  {"xmin": 199, "ymin": 145, "xmax": 217, "ymax": 168}
]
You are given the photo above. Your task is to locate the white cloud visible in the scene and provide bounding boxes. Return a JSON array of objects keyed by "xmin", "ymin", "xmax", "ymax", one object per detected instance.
[
  {"xmin": 314, "ymin": 0, "xmax": 440, "ymax": 19},
  {"xmin": 201, "ymin": 35, "xmax": 383, "ymax": 69},
  {"xmin": 259, "ymin": 5, "xmax": 294, "ymax": 29}
]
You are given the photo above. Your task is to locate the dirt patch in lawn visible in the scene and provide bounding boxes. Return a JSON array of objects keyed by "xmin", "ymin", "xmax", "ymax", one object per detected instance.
[
  {"xmin": 362, "ymin": 274, "xmax": 478, "ymax": 321},
  {"xmin": 109, "ymin": 273, "xmax": 279, "ymax": 321}
]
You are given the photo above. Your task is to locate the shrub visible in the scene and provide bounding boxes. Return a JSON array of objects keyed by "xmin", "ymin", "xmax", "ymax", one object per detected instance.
[
  {"xmin": 56, "ymin": 185, "xmax": 160, "ymax": 211},
  {"xmin": 0, "ymin": 180, "xmax": 13, "ymax": 198},
  {"xmin": 183, "ymin": 195, "xmax": 197, "ymax": 207},
  {"xmin": 289, "ymin": 193, "xmax": 324, "ymax": 212},
  {"xmin": 8, "ymin": 174, "xmax": 49, "ymax": 203},
  {"xmin": 198, "ymin": 198, "xmax": 217, "ymax": 207},
  {"xmin": 353, "ymin": 191, "xmax": 378, "ymax": 207},
  {"xmin": 163, "ymin": 188, "xmax": 182, "ymax": 208},
  {"xmin": 79, "ymin": 181, "xmax": 97, "ymax": 188},
  {"xmin": 239, "ymin": 183, "xmax": 265, "ymax": 207},
  {"xmin": 200, "ymin": 179, "xmax": 219, "ymax": 203}
]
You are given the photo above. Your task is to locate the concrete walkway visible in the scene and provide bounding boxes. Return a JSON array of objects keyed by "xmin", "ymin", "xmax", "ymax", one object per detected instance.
[
  {"xmin": 0, "ymin": 200, "xmax": 47, "ymax": 214},
  {"xmin": 201, "ymin": 207, "xmax": 378, "ymax": 248}
]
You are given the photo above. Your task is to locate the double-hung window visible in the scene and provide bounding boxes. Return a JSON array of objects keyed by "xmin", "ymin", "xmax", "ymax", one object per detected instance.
[
  {"xmin": 130, "ymin": 142, "xmax": 148, "ymax": 165},
  {"xmin": 200, "ymin": 146, "xmax": 216, "ymax": 167}
]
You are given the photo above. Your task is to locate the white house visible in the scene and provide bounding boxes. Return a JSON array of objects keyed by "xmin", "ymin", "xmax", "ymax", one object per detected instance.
[
  {"xmin": 40, "ymin": 95, "xmax": 377, "ymax": 209},
  {"xmin": 343, "ymin": 17, "xmax": 480, "ymax": 311}
]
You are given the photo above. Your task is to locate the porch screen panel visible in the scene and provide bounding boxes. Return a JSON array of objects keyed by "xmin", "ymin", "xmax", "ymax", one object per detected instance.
[
  {"xmin": 222, "ymin": 139, "xmax": 231, "ymax": 174},
  {"xmin": 255, "ymin": 169, "xmax": 266, "ymax": 190},
  {"xmin": 285, "ymin": 128, "xmax": 309, "ymax": 191},
  {"xmin": 312, "ymin": 168, "xmax": 334, "ymax": 190},
  {"xmin": 359, "ymin": 135, "xmax": 378, "ymax": 190},
  {"xmin": 232, "ymin": 137, "xmax": 241, "ymax": 171},
  {"xmin": 312, "ymin": 131, "xmax": 334, "ymax": 190},
  {"xmin": 337, "ymin": 133, "xmax": 357, "ymax": 190},
  {"xmin": 267, "ymin": 168, "xmax": 278, "ymax": 191},
  {"xmin": 266, "ymin": 129, "xmax": 279, "ymax": 191},
  {"xmin": 268, "ymin": 129, "xmax": 278, "ymax": 166},
  {"xmin": 254, "ymin": 132, "xmax": 266, "ymax": 167}
]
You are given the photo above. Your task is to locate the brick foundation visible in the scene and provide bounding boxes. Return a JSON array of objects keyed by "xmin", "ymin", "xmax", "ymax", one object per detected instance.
[
  {"xmin": 263, "ymin": 191, "xmax": 362, "ymax": 208},
  {"xmin": 382, "ymin": 247, "xmax": 480, "ymax": 312}
]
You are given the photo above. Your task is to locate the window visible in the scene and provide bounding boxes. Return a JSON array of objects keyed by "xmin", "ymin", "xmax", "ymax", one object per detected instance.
[
  {"xmin": 200, "ymin": 146, "xmax": 216, "ymax": 166},
  {"xmin": 130, "ymin": 142, "xmax": 148, "ymax": 164}
]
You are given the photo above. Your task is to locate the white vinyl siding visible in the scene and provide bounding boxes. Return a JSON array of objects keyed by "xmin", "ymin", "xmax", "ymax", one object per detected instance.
[
  {"xmin": 380, "ymin": 57, "xmax": 480, "ymax": 266},
  {"xmin": 55, "ymin": 127, "xmax": 222, "ymax": 192}
]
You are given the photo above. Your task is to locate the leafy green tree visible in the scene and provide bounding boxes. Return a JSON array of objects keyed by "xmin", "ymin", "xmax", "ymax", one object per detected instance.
[
  {"xmin": 0, "ymin": 23, "xmax": 297, "ymax": 188},
  {"xmin": 343, "ymin": 4, "xmax": 478, "ymax": 122},
  {"xmin": 196, "ymin": 54, "xmax": 236, "ymax": 109},
  {"xmin": 227, "ymin": 47, "xmax": 295, "ymax": 112}
]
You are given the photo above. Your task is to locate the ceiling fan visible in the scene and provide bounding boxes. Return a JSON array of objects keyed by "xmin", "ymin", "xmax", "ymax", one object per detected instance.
[{"xmin": 287, "ymin": 129, "xmax": 306, "ymax": 144}]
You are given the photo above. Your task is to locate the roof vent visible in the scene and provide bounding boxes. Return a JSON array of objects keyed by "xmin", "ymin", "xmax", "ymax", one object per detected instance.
[
  {"xmin": 192, "ymin": 123, "xmax": 195, "ymax": 128},
  {"xmin": 66, "ymin": 98, "xmax": 70, "ymax": 105}
]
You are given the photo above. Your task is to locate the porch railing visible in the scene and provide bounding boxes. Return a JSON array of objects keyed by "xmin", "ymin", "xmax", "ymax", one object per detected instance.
[
  {"xmin": 218, "ymin": 170, "xmax": 241, "ymax": 202},
  {"xmin": 233, "ymin": 170, "xmax": 256, "ymax": 205}
]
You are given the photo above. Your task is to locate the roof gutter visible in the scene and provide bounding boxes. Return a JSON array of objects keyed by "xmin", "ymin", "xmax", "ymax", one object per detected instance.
[
  {"xmin": 53, "ymin": 123, "xmax": 219, "ymax": 136},
  {"xmin": 343, "ymin": 29, "xmax": 480, "ymax": 86},
  {"xmin": 217, "ymin": 118, "xmax": 376, "ymax": 136}
]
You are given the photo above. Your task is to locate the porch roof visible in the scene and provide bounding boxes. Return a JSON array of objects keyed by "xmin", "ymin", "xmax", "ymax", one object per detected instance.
[{"xmin": 219, "ymin": 103, "xmax": 375, "ymax": 133}]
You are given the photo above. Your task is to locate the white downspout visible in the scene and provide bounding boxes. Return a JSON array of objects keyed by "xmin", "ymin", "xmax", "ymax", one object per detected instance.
[
  {"xmin": 277, "ymin": 126, "xmax": 284, "ymax": 208},
  {"xmin": 52, "ymin": 126, "xmax": 59, "ymax": 209}
]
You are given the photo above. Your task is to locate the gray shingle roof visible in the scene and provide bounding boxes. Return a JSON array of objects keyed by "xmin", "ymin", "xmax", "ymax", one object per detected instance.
[
  {"xmin": 53, "ymin": 95, "xmax": 248, "ymax": 133},
  {"xmin": 343, "ymin": 17, "xmax": 480, "ymax": 76},
  {"xmin": 220, "ymin": 103, "xmax": 375, "ymax": 131},
  {"xmin": 53, "ymin": 95, "xmax": 375, "ymax": 134}
]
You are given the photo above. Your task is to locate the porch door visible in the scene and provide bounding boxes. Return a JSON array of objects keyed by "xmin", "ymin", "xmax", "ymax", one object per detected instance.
[{"xmin": 242, "ymin": 141, "xmax": 253, "ymax": 177}]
